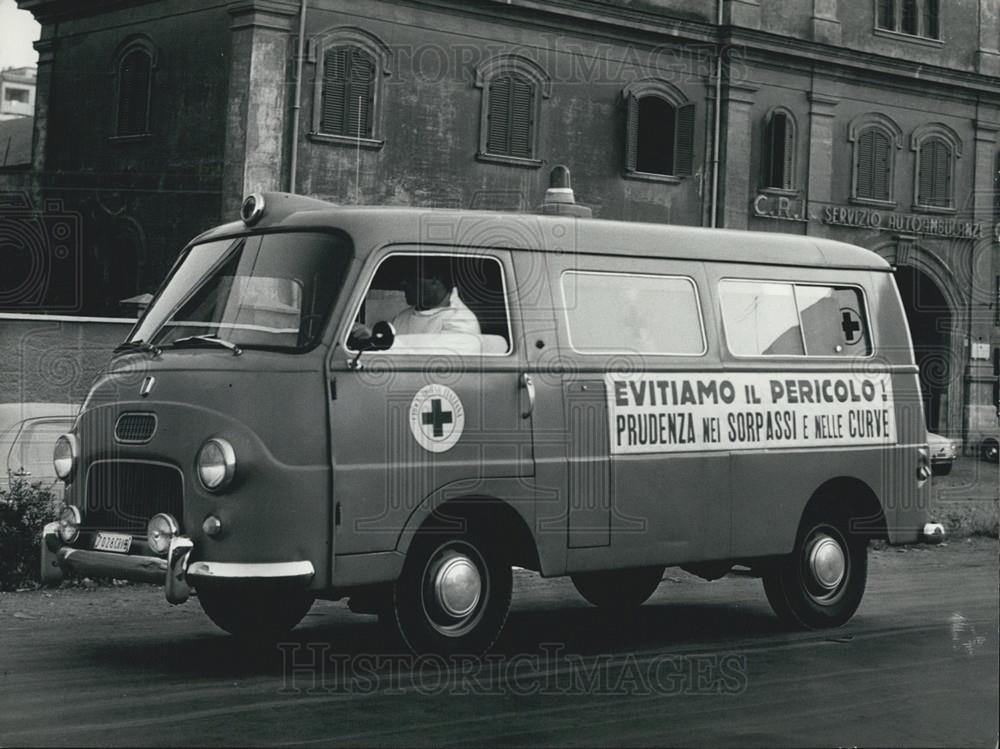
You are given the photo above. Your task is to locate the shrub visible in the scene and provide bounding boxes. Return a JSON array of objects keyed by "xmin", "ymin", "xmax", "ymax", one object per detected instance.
[{"xmin": 0, "ymin": 474, "xmax": 60, "ymax": 591}]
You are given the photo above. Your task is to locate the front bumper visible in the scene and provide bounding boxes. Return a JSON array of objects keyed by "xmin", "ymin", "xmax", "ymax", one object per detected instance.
[{"xmin": 41, "ymin": 523, "xmax": 315, "ymax": 604}]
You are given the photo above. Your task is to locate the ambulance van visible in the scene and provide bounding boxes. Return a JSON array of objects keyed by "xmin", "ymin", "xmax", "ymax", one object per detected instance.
[{"xmin": 42, "ymin": 169, "xmax": 944, "ymax": 655}]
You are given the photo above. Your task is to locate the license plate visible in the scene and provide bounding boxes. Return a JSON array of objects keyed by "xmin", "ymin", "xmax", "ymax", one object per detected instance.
[{"xmin": 94, "ymin": 532, "xmax": 132, "ymax": 554}]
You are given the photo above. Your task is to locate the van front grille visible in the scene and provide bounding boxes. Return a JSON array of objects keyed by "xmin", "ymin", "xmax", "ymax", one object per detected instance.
[
  {"xmin": 83, "ymin": 462, "xmax": 183, "ymax": 532},
  {"xmin": 115, "ymin": 413, "xmax": 157, "ymax": 444}
]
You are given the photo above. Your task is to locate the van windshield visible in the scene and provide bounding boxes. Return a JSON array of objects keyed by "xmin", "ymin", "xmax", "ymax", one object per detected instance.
[{"xmin": 129, "ymin": 231, "xmax": 352, "ymax": 353}]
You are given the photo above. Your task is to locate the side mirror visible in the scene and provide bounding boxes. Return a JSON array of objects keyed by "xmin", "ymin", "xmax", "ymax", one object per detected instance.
[
  {"xmin": 369, "ymin": 321, "xmax": 395, "ymax": 351},
  {"xmin": 349, "ymin": 321, "xmax": 395, "ymax": 369}
]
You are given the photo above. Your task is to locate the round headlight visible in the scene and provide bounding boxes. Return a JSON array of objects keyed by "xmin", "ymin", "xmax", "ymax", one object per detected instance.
[
  {"xmin": 197, "ymin": 438, "xmax": 236, "ymax": 492},
  {"xmin": 58, "ymin": 505, "xmax": 81, "ymax": 544},
  {"xmin": 147, "ymin": 513, "xmax": 179, "ymax": 555},
  {"xmin": 53, "ymin": 434, "xmax": 78, "ymax": 482}
]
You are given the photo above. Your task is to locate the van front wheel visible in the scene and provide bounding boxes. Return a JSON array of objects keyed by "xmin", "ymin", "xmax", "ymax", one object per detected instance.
[
  {"xmin": 391, "ymin": 528, "xmax": 512, "ymax": 656},
  {"xmin": 571, "ymin": 567, "xmax": 664, "ymax": 609},
  {"xmin": 763, "ymin": 509, "xmax": 867, "ymax": 629},
  {"xmin": 196, "ymin": 585, "xmax": 315, "ymax": 642}
]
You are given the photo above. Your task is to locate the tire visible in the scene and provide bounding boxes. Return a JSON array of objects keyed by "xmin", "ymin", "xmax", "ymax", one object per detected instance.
[
  {"xmin": 197, "ymin": 584, "xmax": 315, "ymax": 642},
  {"xmin": 982, "ymin": 439, "xmax": 999, "ymax": 464},
  {"xmin": 571, "ymin": 566, "xmax": 664, "ymax": 609},
  {"xmin": 390, "ymin": 525, "xmax": 512, "ymax": 656},
  {"xmin": 763, "ymin": 506, "xmax": 867, "ymax": 630}
]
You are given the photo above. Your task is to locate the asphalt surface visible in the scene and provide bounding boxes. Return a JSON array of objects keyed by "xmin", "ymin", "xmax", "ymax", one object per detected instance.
[{"xmin": 1, "ymin": 538, "xmax": 997, "ymax": 747}]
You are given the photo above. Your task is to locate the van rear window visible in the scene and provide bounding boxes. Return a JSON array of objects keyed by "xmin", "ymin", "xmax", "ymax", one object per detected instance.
[
  {"xmin": 720, "ymin": 280, "xmax": 871, "ymax": 357},
  {"xmin": 561, "ymin": 271, "xmax": 705, "ymax": 355}
]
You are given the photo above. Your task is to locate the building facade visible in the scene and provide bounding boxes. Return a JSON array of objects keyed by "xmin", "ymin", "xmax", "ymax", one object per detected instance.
[{"xmin": 9, "ymin": 0, "xmax": 1000, "ymax": 451}]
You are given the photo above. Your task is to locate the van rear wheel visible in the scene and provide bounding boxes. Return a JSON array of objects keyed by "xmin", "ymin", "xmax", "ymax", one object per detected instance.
[
  {"xmin": 763, "ymin": 508, "xmax": 867, "ymax": 629},
  {"xmin": 571, "ymin": 567, "xmax": 664, "ymax": 609},
  {"xmin": 197, "ymin": 585, "xmax": 315, "ymax": 642},
  {"xmin": 390, "ymin": 526, "xmax": 512, "ymax": 656}
]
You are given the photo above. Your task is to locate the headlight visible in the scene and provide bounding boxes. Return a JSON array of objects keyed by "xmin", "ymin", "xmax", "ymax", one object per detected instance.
[
  {"xmin": 197, "ymin": 438, "xmax": 236, "ymax": 492},
  {"xmin": 147, "ymin": 513, "xmax": 179, "ymax": 555},
  {"xmin": 53, "ymin": 434, "xmax": 78, "ymax": 482},
  {"xmin": 58, "ymin": 505, "xmax": 81, "ymax": 544}
]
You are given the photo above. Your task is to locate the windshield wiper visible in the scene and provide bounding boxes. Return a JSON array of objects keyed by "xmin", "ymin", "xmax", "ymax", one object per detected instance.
[
  {"xmin": 113, "ymin": 340, "xmax": 162, "ymax": 357},
  {"xmin": 169, "ymin": 334, "xmax": 243, "ymax": 356}
]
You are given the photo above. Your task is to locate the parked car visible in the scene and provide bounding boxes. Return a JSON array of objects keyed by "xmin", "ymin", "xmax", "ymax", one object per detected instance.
[
  {"xmin": 0, "ymin": 415, "xmax": 76, "ymax": 500},
  {"xmin": 927, "ymin": 432, "xmax": 958, "ymax": 476}
]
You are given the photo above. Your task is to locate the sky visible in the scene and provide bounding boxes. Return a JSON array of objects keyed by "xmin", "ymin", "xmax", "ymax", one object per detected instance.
[{"xmin": 0, "ymin": 0, "xmax": 41, "ymax": 71}]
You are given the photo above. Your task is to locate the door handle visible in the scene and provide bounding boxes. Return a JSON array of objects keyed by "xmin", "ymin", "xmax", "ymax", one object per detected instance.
[{"xmin": 520, "ymin": 372, "xmax": 535, "ymax": 419}]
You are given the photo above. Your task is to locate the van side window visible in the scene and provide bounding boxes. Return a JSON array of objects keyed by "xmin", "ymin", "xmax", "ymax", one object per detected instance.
[
  {"xmin": 561, "ymin": 271, "xmax": 705, "ymax": 355},
  {"xmin": 720, "ymin": 281, "xmax": 804, "ymax": 356},
  {"xmin": 720, "ymin": 280, "xmax": 871, "ymax": 357},
  {"xmin": 796, "ymin": 285, "xmax": 872, "ymax": 356},
  {"xmin": 351, "ymin": 253, "xmax": 512, "ymax": 355}
]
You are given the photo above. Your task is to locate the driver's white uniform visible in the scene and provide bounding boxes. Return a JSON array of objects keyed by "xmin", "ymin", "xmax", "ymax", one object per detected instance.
[{"xmin": 391, "ymin": 288, "xmax": 481, "ymax": 336}]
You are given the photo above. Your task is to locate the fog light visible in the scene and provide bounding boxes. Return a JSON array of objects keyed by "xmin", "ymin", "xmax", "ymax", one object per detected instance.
[
  {"xmin": 197, "ymin": 438, "xmax": 236, "ymax": 492},
  {"xmin": 53, "ymin": 434, "xmax": 78, "ymax": 482},
  {"xmin": 58, "ymin": 505, "xmax": 81, "ymax": 544},
  {"xmin": 202, "ymin": 515, "xmax": 223, "ymax": 537},
  {"xmin": 147, "ymin": 513, "xmax": 179, "ymax": 555}
]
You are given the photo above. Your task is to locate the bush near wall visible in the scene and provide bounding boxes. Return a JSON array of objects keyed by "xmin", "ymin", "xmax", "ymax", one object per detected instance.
[{"xmin": 0, "ymin": 475, "xmax": 59, "ymax": 591}]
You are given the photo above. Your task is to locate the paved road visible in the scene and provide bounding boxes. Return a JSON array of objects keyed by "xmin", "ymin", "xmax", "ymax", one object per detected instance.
[{"xmin": 2, "ymin": 539, "xmax": 997, "ymax": 747}]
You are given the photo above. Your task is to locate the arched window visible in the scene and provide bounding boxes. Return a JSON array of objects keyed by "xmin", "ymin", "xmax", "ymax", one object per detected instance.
[
  {"xmin": 911, "ymin": 123, "xmax": 961, "ymax": 211},
  {"xmin": 321, "ymin": 47, "xmax": 375, "ymax": 138},
  {"xmin": 309, "ymin": 27, "xmax": 391, "ymax": 147},
  {"xmin": 849, "ymin": 114, "xmax": 902, "ymax": 204},
  {"xmin": 622, "ymin": 79, "xmax": 695, "ymax": 180},
  {"xmin": 475, "ymin": 55, "xmax": 550, "ymax": 166},
  {"xmin": 762, "ymin": 109, "xmax": 797, "ymax": 190},
  {"xmin": 113, "ymin": 39, "xmax": 155, "ymax": 137}
]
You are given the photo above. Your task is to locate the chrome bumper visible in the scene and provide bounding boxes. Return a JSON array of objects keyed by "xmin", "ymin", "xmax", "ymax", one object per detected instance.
[
  {"xmin": 41, "ymin": 524, "xmax": 315, "ymax": 605},
  {"xmin": 920, "ymin": 522, "xmax": 946, "ymax": 544}
]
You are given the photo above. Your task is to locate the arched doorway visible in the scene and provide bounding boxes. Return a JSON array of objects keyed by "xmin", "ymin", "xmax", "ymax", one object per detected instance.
[{"xmin": 893, "ymin": 265, "xmax": 953, "ymax": 432}]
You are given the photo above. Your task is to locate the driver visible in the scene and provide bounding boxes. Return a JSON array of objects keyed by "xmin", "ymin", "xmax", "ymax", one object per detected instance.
[{"xmin": 350, "ymin": 258, "xmax": 480, "ymax": 344}]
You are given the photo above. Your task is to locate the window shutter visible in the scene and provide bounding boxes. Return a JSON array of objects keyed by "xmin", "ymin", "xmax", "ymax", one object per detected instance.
[
  {"xmin": 901, "ymin": 0, "xmax": 918, "ymax": 34},
  {"xmin": 321, "ymin": 48, "xmax": 348, "ymax": 135},
  {"xmin": 347, "ymin": 48, "xmax": 375, "ymax": 138},
  {"xmin": 877, "ymin": 0, "xmax": 896, "ymax": 29},
  {"xmin": 117, "ymin": 50, "xmax": 151, "ymax": 136},
  {"xmin": 872, "ymin": 131, "xmax": 892, "ymax": 201},
  {"xmin": 922, "ymin": 0, "xmax": 939, "ymax": 38},
  {"xmin": 782, "ymin": 116, "xmax": 795, "ymax": 190},
  {"xmin": 509, "ymin": 76, "xmax": 534, "ymax": 158},
  {"xmin": 856, "ymin": 130, "xmax": 875, "ymax": 199},
  {"xmin": 487, "ymin": 76, "xmax": 511, "ymax": 154},
  {"xmin": 923, "ymin": 138, "xmax": 951, "ymax": 207},
  {"xmin": 674, "ymin": 102, "xmax": 695, "ymax": 176},
  {"xmin": 625, "ymin": 94, "xmax": 639, "ymax": 171}
]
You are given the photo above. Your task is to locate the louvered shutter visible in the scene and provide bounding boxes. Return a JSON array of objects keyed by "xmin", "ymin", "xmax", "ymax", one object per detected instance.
[
  {"xmin": 509, "ymin": 76, "xmax": 534, "ymax": 158},
  {"xmin": 117, "ymin": 50, "xmax": 151, "ymax": 136},
  {"xmin": 901, "ymin": 0, "xmax": 918, "ymax": 34},
  {"xmin": 856, "ymin": 130, "xmax": 875, "ymax": 199},
  {"xmin": 782, "ymin": 115, "xmax": 794, "ymax": 189},
  {"xmin": 487, "ymin": 76, "xmax": 511, "ymax": 154},
  {"xmin": 321, "ymin": 48, "xmax": 348, "ymax": 135},
  {"xmin": 922, "ymin": 0, "xmax": 940, "ymax": 38},
  {"xmin": 877, "ymin": 0, "xmax": 895, "ymax": 29},
  {"xmin": 625, "ymin": 94, "xmax": 639, "ymax": 171},
  {"xmin": 674, "ymin": 103, "xmax": 695, "ymax": 176},
  {"xmin": 872, "ymin": 131, "xmax": 891, "ymax": 201},
  {"xmin": 347, "ymin": 48, "xmax": 375, "ymax": 138},
  {"xmin": 920, "ymin": 138, "xmax": 951, "ymax": 207}
]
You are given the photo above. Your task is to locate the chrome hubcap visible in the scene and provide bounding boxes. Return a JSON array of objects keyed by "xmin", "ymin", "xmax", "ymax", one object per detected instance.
[
  {"xmin": 433, "ymin": 553, "xmax": 482, "ymax": 618},
  {"xmin": 808, "ymin": 534, "xmax": 846, "ymax": 590}
]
